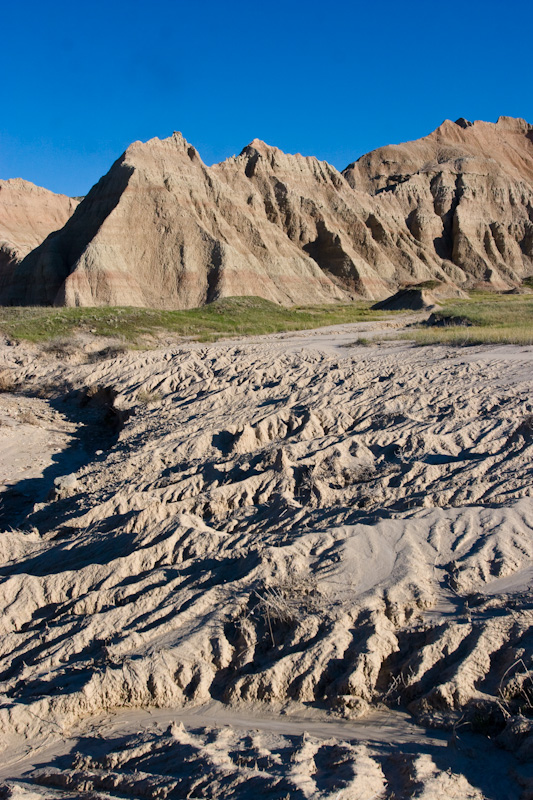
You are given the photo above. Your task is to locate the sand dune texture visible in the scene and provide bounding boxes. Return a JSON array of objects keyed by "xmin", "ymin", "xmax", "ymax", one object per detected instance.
[
  {"xmin": 1, "ymin": 326, "xmax": 533, "ymax": 796},
  {"xmin": 3, "ymin": 116, "xmax": 532, "ymax": 308},
  {"xmin": 0, "ymin": 179, "xmax": 79, "ymax": 291}
]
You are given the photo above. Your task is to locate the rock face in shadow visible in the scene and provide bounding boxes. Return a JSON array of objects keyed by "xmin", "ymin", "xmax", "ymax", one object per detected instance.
[
  {"xmin": 0, "ymin": 179, "xmax": 79, "ymax": 294},
  {"xmin": 344, "ymin": 116, "xmax": 533, "ymax": 288},
  {"xmin": 3, "ymin": 117, "xmax": 533, "ymax": 308}
]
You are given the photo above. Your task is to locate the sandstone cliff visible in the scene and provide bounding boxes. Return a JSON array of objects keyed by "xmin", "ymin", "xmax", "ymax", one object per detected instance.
[
  {"xmin": 0, "ymin": 178, "xmax": 79, "ymax": 290},
  {"xmin": 344, "ymin": 116, "xmax": 533, "ymax": 287},
  {"xmin": 3, "ymin": 117, "xmax": 532, "ymax": 308}
]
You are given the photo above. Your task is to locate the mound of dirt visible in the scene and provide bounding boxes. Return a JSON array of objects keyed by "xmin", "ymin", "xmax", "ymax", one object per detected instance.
[{"xmin": 372, "ymin": 287, "xmax": 440, "ymax": 310}]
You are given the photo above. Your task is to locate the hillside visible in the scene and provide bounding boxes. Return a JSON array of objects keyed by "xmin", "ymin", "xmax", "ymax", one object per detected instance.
[{"xmin": 0, "ymin": 178, "xmax": 79, "ymax": 291}]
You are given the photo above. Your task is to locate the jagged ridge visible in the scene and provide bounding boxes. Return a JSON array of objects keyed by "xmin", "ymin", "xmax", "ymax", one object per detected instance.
[{"xmin": 4, "ymin": 116, "xmax": 532, "ymax": 308}]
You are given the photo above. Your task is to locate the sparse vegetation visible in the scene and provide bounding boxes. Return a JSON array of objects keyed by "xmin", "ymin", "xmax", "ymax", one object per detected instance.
[
  {"xmin": 498, "ymin": 658, "xmax": 533, "ymax": 717},
  {"xmin": 2, "ymin": 292, "xmax": 532, "ymax": 349},
  {"xmin": 407, "ymin": 279, "xmax": 443, "ymax": 290},
  {"xmin": 33, "ymin": 379, "xmax": 73, "ymax": 399},
  {"xmin": 42, "ymin": 338, "xmax": 79, "ymax": 357},
  {"xmin": 42, "ymin": 337, "xmax": 128, "ymax": 362},
  {"xmin": 343, "ymin": 336, "xmax": 373, "ymax": 347},
  {"xmin": 88, "ymin": 344, "xmax": 128, "ymax": 362},
  {"xmin": 18, "ymin": 408, "xmax": 39, "ymax": 425},
  {"xmin": 254, "ymin": 573, "xmax": 324, "ymax": 646},
  {"xmin": 0, "ymin": 298, "xmax": 392, "ymax": 344}
]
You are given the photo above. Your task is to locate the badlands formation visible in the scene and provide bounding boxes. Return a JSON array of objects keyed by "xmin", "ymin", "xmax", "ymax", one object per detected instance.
[
  {"xmin": 1, "ymin": 116, "xmax": 532, "ymax": 308},
  {"xmin": 344, "ymin": 117, "xmax": 533, "ymax": 289},
  {"xmin": 0, "ymin": 118, "xmax": 533, "ymax": 798}
]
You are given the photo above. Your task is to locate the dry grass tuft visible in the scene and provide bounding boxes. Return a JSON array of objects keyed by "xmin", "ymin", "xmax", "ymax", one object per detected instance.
[
  {"xmin": 136, "ymin": 388, "xmax": 162, "ymax": 406},
  {"xmin": 254, "ymin": 573, "xmax": 324, "ymax": 645},
  {"xmin": 18, "ymin": 408, "xmax": 40, "ymax": 425},
  {"xmin": 88, "ymin": 344, "xmax": 128, "ymax": 363}
]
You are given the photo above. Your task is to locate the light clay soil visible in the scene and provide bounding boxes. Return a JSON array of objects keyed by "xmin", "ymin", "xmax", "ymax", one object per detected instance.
[{"xmin": 1, "ymin": 318, "xmax": 533, "ymax": 798}]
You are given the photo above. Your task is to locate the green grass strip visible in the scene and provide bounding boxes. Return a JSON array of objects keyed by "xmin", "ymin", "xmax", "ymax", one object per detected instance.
[{"xmin": 0, "ymin": 297, "xmax": 390, "ymax": 344}]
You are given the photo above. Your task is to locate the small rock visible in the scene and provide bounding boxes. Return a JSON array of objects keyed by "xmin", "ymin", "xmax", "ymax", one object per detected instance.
[{"xmin": 50, "ymin": 473, "xmax": 79, "ymax": 500}]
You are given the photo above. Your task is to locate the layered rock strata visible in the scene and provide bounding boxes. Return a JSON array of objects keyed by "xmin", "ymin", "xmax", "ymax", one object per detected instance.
[{"xmin": 1, "ymin": 135, "xmax": 459, "ymax": 307}]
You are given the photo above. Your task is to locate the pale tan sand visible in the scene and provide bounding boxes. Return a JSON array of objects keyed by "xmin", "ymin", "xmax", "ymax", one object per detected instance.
[
  {"xmin": 1, "ymin": 319, "xmax": 533, "ymax": 797},
  {"xmin": 0, "ymin": 393, "xmax": 78, "ymax": 494}
]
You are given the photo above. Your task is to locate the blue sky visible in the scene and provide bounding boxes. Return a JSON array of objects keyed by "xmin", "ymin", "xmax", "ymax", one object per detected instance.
[{"xmin": 2, "ymin": 0, "xmax": 531, "ymax": 196}]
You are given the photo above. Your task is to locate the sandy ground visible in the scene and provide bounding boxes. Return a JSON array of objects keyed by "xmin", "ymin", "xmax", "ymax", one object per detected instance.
[
  {"xmin": 0, "ymin": 704, "xmax": 522, "ymax": 799},
  {"xmin": 1, "ymin": 316, "xmax": 533, "ymax": 798}
]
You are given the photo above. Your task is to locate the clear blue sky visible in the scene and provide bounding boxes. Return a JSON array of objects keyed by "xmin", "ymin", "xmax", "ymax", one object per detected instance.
[{"xmin": 2, "ymin": 0, "xmax": 531, "ymax": 196}]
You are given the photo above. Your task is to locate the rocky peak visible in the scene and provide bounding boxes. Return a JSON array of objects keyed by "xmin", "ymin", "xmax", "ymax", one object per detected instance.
[
  {"xmin": 455, "ymin": 117, "xmax": 473, "ymax": 129},
  {"xmin": 495, "ymin": 116, "xmax": 532, "ymax": 133}
]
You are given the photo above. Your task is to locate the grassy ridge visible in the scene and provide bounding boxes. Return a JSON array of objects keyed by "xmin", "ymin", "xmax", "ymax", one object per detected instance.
[
  {"xmin": 2, "ymin": 292, "xmax": 532, "ymax": 347},
  {"xmin": 406, "ymin": 292, "xmax": 533, "ymax": 345},
  {"xmin": 0, "ymin": 297, "xmax": 388, "ymax": 343}
]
